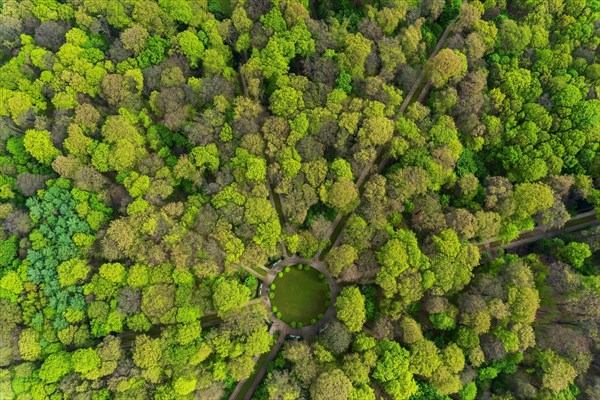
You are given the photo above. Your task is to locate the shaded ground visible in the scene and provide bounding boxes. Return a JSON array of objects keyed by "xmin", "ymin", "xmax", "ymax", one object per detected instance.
[{"xmin": 270, "ymin": 265, "xmax": 330, "ymax": 325}]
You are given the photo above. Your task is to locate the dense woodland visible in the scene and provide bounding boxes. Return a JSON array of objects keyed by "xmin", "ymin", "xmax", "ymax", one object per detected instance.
[{"xmin": 0, "ymin": 0, "xmax": 600, "ymax": 399}]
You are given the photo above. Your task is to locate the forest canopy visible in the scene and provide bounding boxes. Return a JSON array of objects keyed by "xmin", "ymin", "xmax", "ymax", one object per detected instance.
[{"xmin": 0, "ymin": 0, "xmax": 600, "ymax": 399}]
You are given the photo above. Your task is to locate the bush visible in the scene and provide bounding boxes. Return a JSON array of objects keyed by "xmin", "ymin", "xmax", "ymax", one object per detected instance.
[
  {"xmin": 319, "ymin": 273, "xmax": 325, "ymax": 279},
  {"xmin": 270, "ymin": 284, "xmax": 276, "ymax": 290},
  {"xmin": 276, "ymin": 311, "xmax": 282, "ymax": 318},
  {"xmin": 269, "ymin": 292, "xmax": 275, "ymax": 299},
  {"xmin": 272, "ymin": 306, "xmax": 278, "ymax": 313},
  {"xmin": 326, "ymin": 292, "xmax": 332, "ymax": 299},
  {"xmin": 298, "ymin": 322, "xmax": 303, "ymax": 328},
  {"xmin": 278, "ymin": 272, "xmax": 283, "ymax": 278},
  {"xmin": 311, "ymin": 319, "xmax": 317, "ymax": 325},
  {"xmin": 317, "ymin": 313, "xmax": 324, "ymax": 319},
  {"xmin": 285, "ymin": 266, "xmax": 290, "ymax": 272},
  {"xmin": 290, "ymin": 321, "xmax": 296, "ymax": 328}
]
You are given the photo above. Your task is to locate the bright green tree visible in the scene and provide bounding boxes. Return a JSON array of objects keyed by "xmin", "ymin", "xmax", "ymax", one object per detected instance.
[
  {"xmin": 23, "ymin": 129, "xmax": 61, "ymax": 164},
  {"xmin": 336, "ymin": 286, "xmax": 367, "ymax": 332}
]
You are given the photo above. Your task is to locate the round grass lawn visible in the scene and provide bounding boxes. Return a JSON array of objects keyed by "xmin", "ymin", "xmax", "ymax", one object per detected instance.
[{"xmin": 269, "ymin": 265, "xmax": 330, "ymax": 327}]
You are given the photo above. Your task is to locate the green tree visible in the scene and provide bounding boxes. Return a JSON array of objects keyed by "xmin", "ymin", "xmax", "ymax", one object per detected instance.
[
  {"xmin": 325, "ymin": 244, "xmax": 357, "ymax": 276},
  {"xmin": 18, "ymin": 329, "xmax": 41, "ymax": 361},
  {"xmin": 324, "ymin": 178, "xmax": 359, "ymax": 214},
  {"xmin": 310, "ymin": 369, "xmax": 353, "ymax": 400},
  {"xmin": 336, "ymin": 286, "xmax": 367, "ymax": 332},
  {"xmin": 72, "ymin": 348, "xmax": 101, "ymax": 375},
  {"xmin": 269, "ymin": 87, "xmax": 304, "ymax": 117},
  {"xmin": 133, "ymin": 334, "xmax": 162, "ymax": 369},
  {"xmin": 176, "ymin": 30, "xmax": 205, "ymax": 68},
  {"xmin": 358, "ymin": 116, "xmax": 395, "ymax": 147},
  {"xmin": 0, "ymin": 236, "xmax": 18, "ymax": 268},
  {"xmin": 538, "ymin": 349, "xmax": 577, "ymax": 393},
  {"xmin": 339, "ymin": 33, "xmax": 372, "ymax": 78},
  {"xmin": 121, "ymin": 24, "xmax": 149, "ymax": 54},
  {"xmin": 141, "ymin": 284, "xmax": 176, "ymax": 324},
  {"xmin": 23, "ymin": 129, "xmax": 61, "ymax": 164},
  {"xmin": 56, "ymin": 259, "xmax": 90, "ymax": 287},
  {"xmin": 39, "ymin": 352, "xmax": 72, "ymax": 383},
  {"xmin": 212, "ymin": 277, "xmax": 251, "ymax": 316},
  {"xmin": 409, "ymin": 339, "xmax": 442, "ymax": 378},
  {"xmin": 498, "ymin": 19, "xmax": 531, "ymax": 55},
  {"xmin": 557, "ymin": 242, "xmax": 591, "ymax": 269},
  {"xmin": 429, "ymin": 229, "xmax": 480, "ymax": 294},
  {"xmin": 373, "ymin": 340, "xmax": 418, "ymax": 400},
  {"xmin": 513, "ymin": 182, "xmax": 554, "ymax": 219},
  {"xmin": 174, "ymin": 376, "xmax": 197, "ymax": 396},
  {"xmin": 427, "ymin": 49, "xmax": 467, "ymax": 88},
  {"xmin": 342, "ymin": 353, "xmax": 371, "ymax": 384},
  {"xmin": 265, "ymin": 370, "xmax": 301, "ymax": 400}
]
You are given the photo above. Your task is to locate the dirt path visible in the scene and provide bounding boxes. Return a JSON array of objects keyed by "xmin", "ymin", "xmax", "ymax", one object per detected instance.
[
  {"xmin": 266, "ymin": 180, "xmax": 289, "ymax": 258},
  {"xmin": 228, "ymin": 325, "xmax": 289, "ymax": 400},
  {"xmin": 480, "ymin": 210, "xmax": 596, "ymax": 248},
  {"xmin": 483, "ymin": 211, "xmax": 599, "ymax": 258},
  {"xmin": 241, "ymin": 265, "xmax": 267, "ymax": 279}
]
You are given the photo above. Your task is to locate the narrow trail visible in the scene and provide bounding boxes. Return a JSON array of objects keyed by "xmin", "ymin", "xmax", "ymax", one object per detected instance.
[
  {"xmin": 315, "ymin": 19, "xmax": 458, "ymax": 260},
  {"xmin": 482, "ymin": 211, "xmax": 600, "ymax": 258},
  {"xmin": 238, "ymin": 53, "xmax": 289, "ymax": 259},
  {"xmin": 479, "ymin": 210, "xmax": 596, "ymax": 248},
  {"xmin": 266, "ymin": 180, "xmax": 289, "ymax": 258},
  {"xmin": 229, "ymin": 327, "xmax": 288, "ymax": 400},
  {"xmin": 241, "ymin": 264, "xmax": 268, "ymax": 280}
]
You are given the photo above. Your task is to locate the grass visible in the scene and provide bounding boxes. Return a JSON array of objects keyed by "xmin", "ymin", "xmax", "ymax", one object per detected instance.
[
  {"xmin": 270, "ymin": 265, "xmax": 330, "ymax": 325},
  {"xmin": 249, "ymin": 264, "xmax": 267, "ymax": 277}
]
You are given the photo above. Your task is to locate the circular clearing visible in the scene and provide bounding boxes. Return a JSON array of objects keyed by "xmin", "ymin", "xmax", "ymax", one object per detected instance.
[{"xmin": 269, "ymin": 264, "xmax": 330, "ymax": 327}]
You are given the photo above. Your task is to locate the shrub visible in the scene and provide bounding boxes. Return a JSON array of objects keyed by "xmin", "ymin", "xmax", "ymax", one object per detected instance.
[
  {"xmin": 270, "ymin": 284, "xmax": 276, "ymax": 290},
  {"xmin": 319, "ymin": 273, "xmax": 325, "ymax": 279},
  {"xmin": 326, "ymin": 292, "xmax": 332, "ymax": 299},
  {"xmin": 272, "ymin": 306, "xmax": 278, "ymax": 313},
  {"xmin": 317, "ymin": 313, "xmax": 324, "ymax": 319},
  {"xmin": 290, "ymin": 321, "xmax": 296, "ymax": 328},
  {"xmin": 298, "ymin": 322, "xmax": 304, "ymax": 328},
  {"xmin": 276, "ymin": 312, "xmax": 282, "ymax": 318},
  {"xmin": 285, "ymin": 266, "xmax": 290, "ymax": 272},
  {"xmin": 269, "ymin": 292, "xmax": 275, "ymax": 299},
  {"xmin": 278, "ymin": 272, "xmax": 283, "ymax": 278},
  {"xmin": 311, "ymin": 318, "xmax": 317, "ymax": 325}
]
